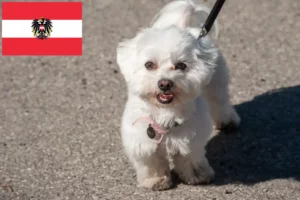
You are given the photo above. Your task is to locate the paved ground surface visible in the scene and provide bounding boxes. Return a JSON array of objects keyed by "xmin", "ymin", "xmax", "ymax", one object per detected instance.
[{"xmin": 1, "ymin": 0, "xmax": 300, "ymax": 199}]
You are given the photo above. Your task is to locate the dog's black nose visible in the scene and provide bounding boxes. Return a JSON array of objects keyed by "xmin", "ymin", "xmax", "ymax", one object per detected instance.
[{"xmin": 158, "ymin": 79, "xmax": 173, "ymax": 91}]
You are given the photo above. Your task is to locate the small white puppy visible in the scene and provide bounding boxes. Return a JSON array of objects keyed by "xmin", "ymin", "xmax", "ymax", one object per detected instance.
[{"xmin": 116, "ymin": 0, "xmax": 240, "ymax": 190}]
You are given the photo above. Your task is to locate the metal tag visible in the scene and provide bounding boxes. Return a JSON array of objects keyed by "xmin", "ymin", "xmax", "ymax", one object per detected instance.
[{"xmin": 147, "ymin": 125, "xmax": 156, "ymax": 139}]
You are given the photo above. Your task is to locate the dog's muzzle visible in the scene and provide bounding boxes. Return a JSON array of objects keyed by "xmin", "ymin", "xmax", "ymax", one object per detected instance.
[{"xmin": 157, "ymin": 79, "xmax": 175, "ymax": 104}]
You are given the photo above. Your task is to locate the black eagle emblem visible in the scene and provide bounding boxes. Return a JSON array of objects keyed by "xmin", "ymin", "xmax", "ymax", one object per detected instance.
[{"xmin": 31, "ymin": 17, "xmax": 53, "ymax": 39}]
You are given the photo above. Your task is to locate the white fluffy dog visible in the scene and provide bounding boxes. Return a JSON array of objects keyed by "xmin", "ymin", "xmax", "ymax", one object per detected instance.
[{"xmin": 116, "ymin": 0, "xmax": 240, "ymax": 190}]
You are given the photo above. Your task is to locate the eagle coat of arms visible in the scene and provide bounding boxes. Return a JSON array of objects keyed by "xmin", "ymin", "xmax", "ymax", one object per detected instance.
[{"xmin": 31, "ymin": 17, "xmax": 53, "ymax": 39}]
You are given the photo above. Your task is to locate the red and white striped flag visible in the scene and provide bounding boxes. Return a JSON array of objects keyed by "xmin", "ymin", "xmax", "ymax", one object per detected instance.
[{"xmin": 2, "ymin": 2, "xmax": 82, "ymax": 56}]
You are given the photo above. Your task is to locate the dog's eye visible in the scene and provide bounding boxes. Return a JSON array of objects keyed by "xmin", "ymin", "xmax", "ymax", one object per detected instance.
[
  {"xmin": 145, "ymin": 61, "xmax": 155, "ymax": 70},
  {"xmin": 175, "ymin": 62, "xmax": 187, "ymax": 70}
]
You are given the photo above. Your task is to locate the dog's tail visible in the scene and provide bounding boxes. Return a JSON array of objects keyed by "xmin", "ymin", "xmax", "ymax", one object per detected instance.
[{"xmin": 150, "ymin": 0, "xmax": 219, "ymax": 39}]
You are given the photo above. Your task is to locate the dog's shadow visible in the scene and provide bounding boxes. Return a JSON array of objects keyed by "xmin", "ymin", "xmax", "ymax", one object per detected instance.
[{"xmin": 206, "ymin": 85, "xmax": 300, "ymax": 185}]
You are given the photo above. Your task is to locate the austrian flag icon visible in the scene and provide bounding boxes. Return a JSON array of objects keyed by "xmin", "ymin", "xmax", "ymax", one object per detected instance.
[{"xmin": 2, "ymin": 2, "xmax": 82, "ymax": 56}]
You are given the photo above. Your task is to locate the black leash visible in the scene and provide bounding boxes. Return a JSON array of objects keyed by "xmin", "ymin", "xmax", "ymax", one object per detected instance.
[{"xmin": 198, "ymin": 0, "xmax": 226, "ymax": 38}]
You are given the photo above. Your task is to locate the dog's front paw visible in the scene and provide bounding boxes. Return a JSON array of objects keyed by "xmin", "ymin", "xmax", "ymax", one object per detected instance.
[
  {"xmin": 139, "ymin": 176, "xmax": 172, "ymax": 191},
  {"xmin": 178, "ymin": 165, "xmax": 215, "ymax": 185},
  {"xmin": 152, "ymin": 176, "xmax": 173, "ymax": 191}
]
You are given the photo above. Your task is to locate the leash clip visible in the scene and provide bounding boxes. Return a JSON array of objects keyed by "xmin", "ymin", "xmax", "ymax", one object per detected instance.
[
  {"xmin": 198, "ymin": 27, "xmax": 208, "ymax": 38},
  {"xmin": 198, "ymin": 0, "xmax": 226, "ymax": 39}
]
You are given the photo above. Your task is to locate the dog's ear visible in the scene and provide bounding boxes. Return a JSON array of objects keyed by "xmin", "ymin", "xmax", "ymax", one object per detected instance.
[
  {"xmin": 150, "ymin": 1, "xmax": 195, "ymax": 30},
  {"xmin": 150, "ymin": 1, "xmax": 218, "ymax": 38},
  {"xmin": 116, "ymin": 38, "xmax": 138, "ymax": 83}
]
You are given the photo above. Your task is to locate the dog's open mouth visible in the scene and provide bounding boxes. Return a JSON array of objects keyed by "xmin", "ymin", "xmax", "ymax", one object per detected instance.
[{"xmin": 157, "ymin": 91, "xmax": 174, "ymax": 104}]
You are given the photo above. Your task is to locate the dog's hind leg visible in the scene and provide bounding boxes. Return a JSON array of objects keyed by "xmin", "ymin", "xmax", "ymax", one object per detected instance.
[{"xmin": 203, "ymin": 53, "xmax": 240, "ymax": 131}]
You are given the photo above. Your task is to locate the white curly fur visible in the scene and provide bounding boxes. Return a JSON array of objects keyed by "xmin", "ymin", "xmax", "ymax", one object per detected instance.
[{"xmin": 116, "ymin": 0, "xmax": 240, "ymax": 190}]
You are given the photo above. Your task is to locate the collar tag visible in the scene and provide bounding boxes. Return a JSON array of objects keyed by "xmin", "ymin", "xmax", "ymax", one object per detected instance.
[{"xmin": 147, "ymin": 125, "xmax": 156, "ymax": 139}]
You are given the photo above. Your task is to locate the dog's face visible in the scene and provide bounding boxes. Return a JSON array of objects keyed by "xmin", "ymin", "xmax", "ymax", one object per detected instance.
[
  {"xmin": 117, "ymin": 2, "xmax": 217, "ymax": 108},
  {"xmin": 117, "ymin": 26, "xmax": 215, "ymax": 107}
]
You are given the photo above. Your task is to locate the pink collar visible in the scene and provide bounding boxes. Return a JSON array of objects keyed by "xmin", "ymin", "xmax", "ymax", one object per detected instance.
[{"xmin": 132, "ymin": 117, "xmax": 168, "ymax": 143}]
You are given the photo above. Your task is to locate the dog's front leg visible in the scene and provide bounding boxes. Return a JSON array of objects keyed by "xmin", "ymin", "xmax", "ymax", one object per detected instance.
[
  {"xmin": 173, "ymin": 150, "xmax": 214, "ymax": 185},
  {"xmin": 132, "ymin": 151, "xmax": 172, "ymax": 191}
]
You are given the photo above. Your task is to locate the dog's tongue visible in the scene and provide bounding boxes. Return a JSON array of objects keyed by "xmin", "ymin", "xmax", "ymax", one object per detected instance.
[
  {"xmin": 161, "ymin": 94, "xmax": 173, "ymax": 99},
  {"xmin": 159, "ymin": 93, "xmax": 174, "ymax": 101}
]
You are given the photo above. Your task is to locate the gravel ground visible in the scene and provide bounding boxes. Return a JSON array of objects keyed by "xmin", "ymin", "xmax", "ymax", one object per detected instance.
[{"xmin": 1, "ymin": 0, "xmax": 300, "ymax": 199}]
